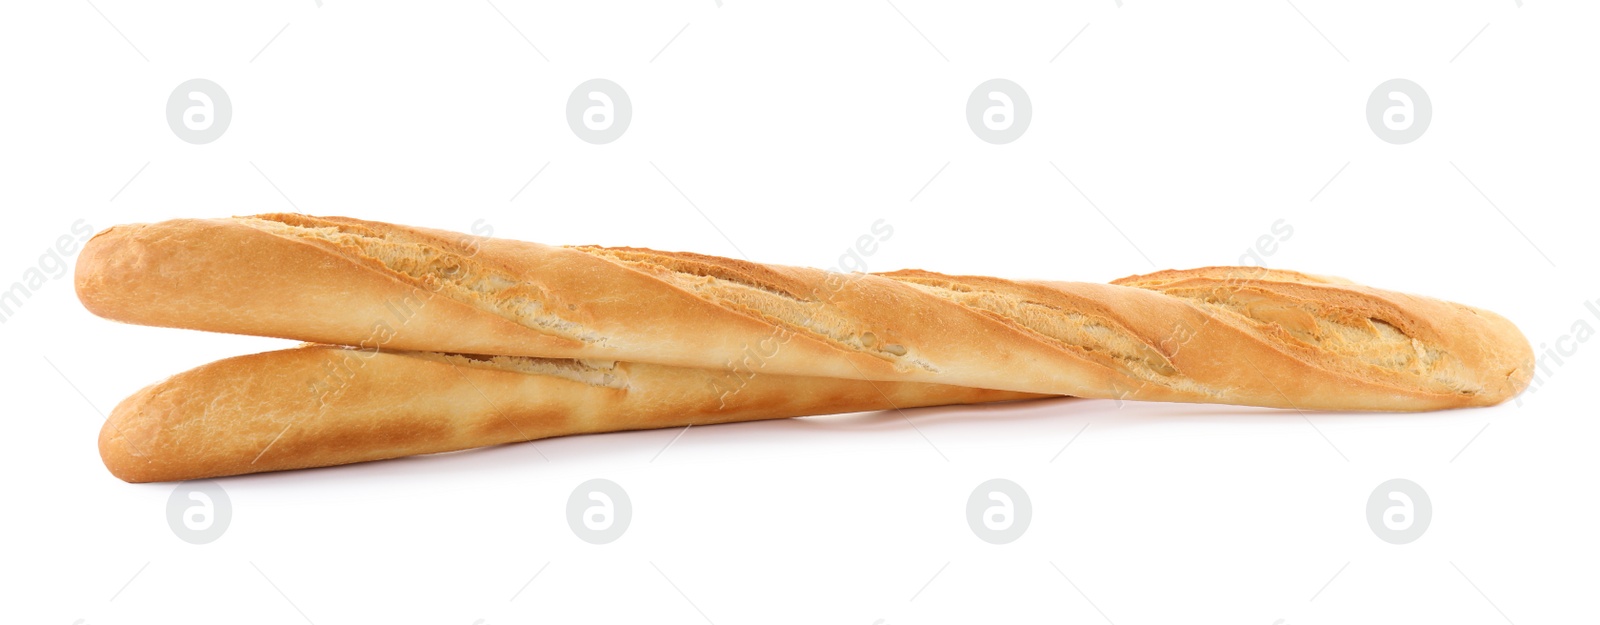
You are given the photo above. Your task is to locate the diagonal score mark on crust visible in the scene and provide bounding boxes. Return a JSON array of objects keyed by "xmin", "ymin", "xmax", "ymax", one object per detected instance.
[
  {"xmin": 574, "ymin": 246, "xmax": 940, "ymax": 371},
  {"xmin": 1163, "ymin": 289, "xmax": 1467, "ymax": 394},
  {"xmin": 890, "ymin": 277, "xmax": 1176, "ymax": 375},
  {"xmin": 237, "ymin": 215, "xmax": 610, "ymax": 345},
  {"xmin": 883, "ymin": 273, "xmax": 1230, "ymax": 399},
  {"xmin": 1119, "ymin": 274, "xmax": 1482, "ymax": 397}
]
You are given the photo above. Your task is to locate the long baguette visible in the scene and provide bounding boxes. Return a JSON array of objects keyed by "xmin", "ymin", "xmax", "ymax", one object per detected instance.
[
  {"xmin": 76, "ymin": 214, "xmax": 1534, "ymax": 411},
  {"xmin": 101, "ymin": 346, "xmax": 1042, "ymax": 482}
]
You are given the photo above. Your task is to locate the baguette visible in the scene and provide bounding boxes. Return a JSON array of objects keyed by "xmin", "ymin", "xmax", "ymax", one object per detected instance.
[
  {"xmin": 77, "ymin": 214, "xmax": 1533, "ymax": 411},
  {"xmin": 101, "ymin": 346, "xmax": 1042, "ymax": 482}
]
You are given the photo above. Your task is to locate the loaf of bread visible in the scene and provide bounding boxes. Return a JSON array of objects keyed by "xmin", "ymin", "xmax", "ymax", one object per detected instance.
[
  {"xmin": 77, "ymin": 214, "xmax": 1533, "ymax": 411},
  {"xmin": 101, "ymin": 346, "xmax": 1042, "ymax": 482}
]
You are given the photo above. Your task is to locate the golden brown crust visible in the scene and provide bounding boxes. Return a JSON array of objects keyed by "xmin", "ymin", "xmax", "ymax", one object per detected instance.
[
  {"xmin": 77, "ymin": 215, "xmax": 1534, "ymax": 411},
  {"xmin": 75, "ymin": 217, "xmax": 586, "ymax": 356},
  {"xmin": 101, "ymin": 346, "xmax": 1042, "ymax": 483},
  {"xmin": 1108, "ymin": 266, "xmax": 1534, "ymax": 409}
]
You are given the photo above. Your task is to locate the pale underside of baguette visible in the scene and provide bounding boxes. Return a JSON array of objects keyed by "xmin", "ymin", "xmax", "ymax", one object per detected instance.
[
  {"xmin": 76, "ymin": 214, "xmax": 1534, "ymax": 411},
  {"xmin": 100, "ymin": 346, "xmax": 1044, "ymax": 483}
]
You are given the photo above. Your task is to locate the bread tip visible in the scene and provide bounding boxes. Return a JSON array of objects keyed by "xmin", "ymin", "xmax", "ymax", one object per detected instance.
[
  {"xmin": 98, "ymin": 418, "xmax": 146, "ymax": 483},
  {"xmin": 98, "ymin": 388, "xmax": 165, "ymax": 484}
]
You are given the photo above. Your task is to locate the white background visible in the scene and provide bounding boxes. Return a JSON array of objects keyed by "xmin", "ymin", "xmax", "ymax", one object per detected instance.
[{"xmin": 2, "ymin": 1, "xmax": 1596, "ymax": 623}]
